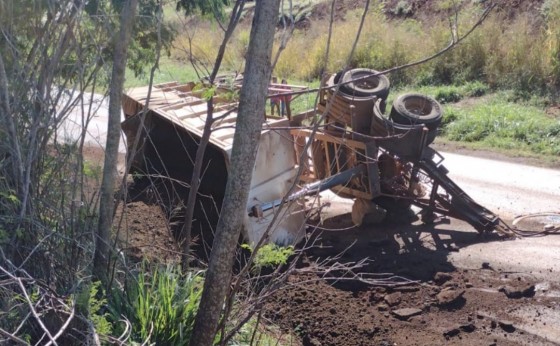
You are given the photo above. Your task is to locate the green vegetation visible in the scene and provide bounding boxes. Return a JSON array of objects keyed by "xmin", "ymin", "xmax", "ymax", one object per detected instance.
[
  {"xmin": 124, "ymin": 56, "xmax": 200, "ymax": 88},
  {"xmin": 386, "ymin": 83, "xmax": 560, "ymax": 158},
  {"xmin": 152, "ymin": 0, "xmax": 560, "ymax": 161},
  {"xmin": 441, "ymin": 94, "xmax": 560, "ymax": 156},
  {"xmin": 242, "ymin": 243, "xmax": 295, "ymax": 270},
  {"xmin": 109, "ymin": 264, "xmax": 203, "ymax": 344},
  {"xmin": 392, "ymin": 81, "xmax": 490, "ymax": 105}
]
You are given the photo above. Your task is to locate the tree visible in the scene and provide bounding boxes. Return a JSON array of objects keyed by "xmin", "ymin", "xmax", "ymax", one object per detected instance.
[
  {"xmin": 189, "ymin": 1, "xmax": 281, "ymax": 344},
  {"xmin": 179, "ymin": 0, "xmax": 245, "ymax": 268},
  {"xmin": 94, "ymin": 0, "xmax": 138, "ymax": 282}
]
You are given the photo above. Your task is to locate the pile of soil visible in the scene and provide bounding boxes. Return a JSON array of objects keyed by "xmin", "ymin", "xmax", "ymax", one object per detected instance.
[{"xmin": 262, "ymin": 222, "xmax": 558, "ymax": 345}]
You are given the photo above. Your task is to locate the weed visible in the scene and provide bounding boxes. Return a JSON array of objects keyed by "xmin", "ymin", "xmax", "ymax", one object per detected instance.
[
  {"xmin": 391, "ymin": 1, "xmax": 413, "ymax": 17},
  {"xmin": 109, "ymin": 264, "xmax": 203, "ymax": 345},
  {"xmin": 463, "ymin": 81, "xmax": 489, "ymax": 97},
  {"xmin": 79, "ymin": 281, "xmax": 113, "ymax": 336},
  {"xmin": 232, "ymin": 316, "xmax": 296, "ymax": 346},
  {"xmin": 242, "ymin": 243, "xmax": 295, "ymax": 270},
  {"xmin": 434, "ymin": 86, "xmax": 462, "ymax": 103}
]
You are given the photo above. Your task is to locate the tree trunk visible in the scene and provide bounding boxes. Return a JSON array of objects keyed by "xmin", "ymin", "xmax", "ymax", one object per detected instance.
[
  {"xmin": 189, "ymin": 1, "xmax": 280, "ymax": 345},
  {"xmin": 94, "ymin": 0, "xmax": 138, "ymax": 283}
]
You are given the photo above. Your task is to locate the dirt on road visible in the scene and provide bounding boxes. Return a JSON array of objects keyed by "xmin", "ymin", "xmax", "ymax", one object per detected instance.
[{"xmin": 263, "ymin": 215, "xmax": 560, "ymax": 346}]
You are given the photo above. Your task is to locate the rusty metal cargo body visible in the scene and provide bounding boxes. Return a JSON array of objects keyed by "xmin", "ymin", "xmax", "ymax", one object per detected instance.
[{"xmin": 121, "ymin": 82, "xmax": 305, "ymax": 245}]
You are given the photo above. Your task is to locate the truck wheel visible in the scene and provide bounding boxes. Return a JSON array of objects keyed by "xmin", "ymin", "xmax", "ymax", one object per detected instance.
[
  {"xmin": 390, "ymin": 93, "xmax": 442, "ymax": 128},
  {"xmin": 340, "ymin": 68, "xmax": 391, "ymax": 100}
]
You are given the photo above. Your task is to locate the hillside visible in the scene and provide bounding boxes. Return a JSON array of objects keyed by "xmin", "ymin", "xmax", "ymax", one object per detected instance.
[{"xmin": 272, "ymin": 0, "xmax": 547, "ymax": 28}]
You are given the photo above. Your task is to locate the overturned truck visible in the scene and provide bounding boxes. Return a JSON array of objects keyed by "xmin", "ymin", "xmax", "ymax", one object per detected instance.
[{"xmin": 121, "ymin": 70, "xmax": 505, "ymax": 248}]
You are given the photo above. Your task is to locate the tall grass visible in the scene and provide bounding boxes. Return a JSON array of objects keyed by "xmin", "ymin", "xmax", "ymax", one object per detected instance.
[
  {"xmin": 171, "ymin": 2, "xmax": 560, "ymax": 97},
  {"xmin": 109, "ymin": 265, "xmax": 203, "ymax": 345}
]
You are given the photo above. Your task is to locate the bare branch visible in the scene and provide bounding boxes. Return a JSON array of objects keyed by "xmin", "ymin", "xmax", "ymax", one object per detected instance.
[{"xmin": 0, "ymin": 327, "xmax": 29, "ymax": 345}]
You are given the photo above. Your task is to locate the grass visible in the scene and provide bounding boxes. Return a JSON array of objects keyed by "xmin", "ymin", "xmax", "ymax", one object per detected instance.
[
  {"xmin": 440, "ymin": 93, "xmax": 560, "ymax": 157},
  {"xmin": 124, "ymin": 56, "xmax": 200, "ymax": 89},
  {"xmin": 389, "ymin": 81, "xmax": 490, "ymax": 105},
  {"xmin": 231, "ymin": 317, "xmax": 298, "ymax": 346},
  {"xmin": 109, "ymin": 264, "xmax": 203, "ymax": 345}
]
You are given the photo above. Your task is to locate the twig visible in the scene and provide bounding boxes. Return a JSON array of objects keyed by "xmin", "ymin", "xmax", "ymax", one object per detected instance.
[
  {"xmin": 0, "ymin": 327, "xmax": 29, "ymax": 345},
  {"xmin": 44, "ymin": 304, "xmax": 75, "ymax": 346},
  {"xmin": 15, "ymin": 278, "xmax": 57, "ymax": 345}
]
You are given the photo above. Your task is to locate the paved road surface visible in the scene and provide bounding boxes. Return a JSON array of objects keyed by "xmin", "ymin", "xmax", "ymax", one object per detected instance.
[
  {"xmin": 58, "ymin": 93, "xmax": 127, "ymax": 153},
  {"xmin": 442, "ymin": 152, "xmax": 560, "ymax": 219},
  {"xmin": 432, "ymin": 151, "xmax": 560, "ymax": 343}
]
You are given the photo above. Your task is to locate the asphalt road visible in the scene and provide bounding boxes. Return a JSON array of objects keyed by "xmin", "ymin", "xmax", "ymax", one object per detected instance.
[
  {"xmin": 430, "ymin": 151, "xmax": 560, "ymax": 343},
  {"xmin": 58, "ymin": 93, "xmax": 127, "ymax": 153},
  {"xmin": 442, "ymin": 152, "xmax": 560, "ymax": 219},
  {"xmin": 436, "ymin": 151, "xmax": 560, "ymax": 280}
]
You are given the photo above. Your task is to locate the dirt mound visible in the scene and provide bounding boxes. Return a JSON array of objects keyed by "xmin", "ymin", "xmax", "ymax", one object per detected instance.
[
  {"xmin": 308, "ymin": 0, "xmax": 546, "ymax": 22},
  {"xmin": 382, "ymin": 0, "xmax": 545, "ymax": 19},
  {"xmin": 266, "ymin": 273, "xmax": 390, "ymax": 346},
  {"xmin": 265, "ymin": 255, "xmax": 556, "ymax": 345}
]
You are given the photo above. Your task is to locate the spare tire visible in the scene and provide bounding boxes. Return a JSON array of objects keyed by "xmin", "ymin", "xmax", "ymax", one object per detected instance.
[
  {"xmin": 390, "ymin": 93, "xmax": 442, "ymax": 145},
  {"xmin": 390, "ymin": 93, "xmax": 442, "ymax": 129},
  {"xmin": 340, "ymin": 68, "xmax": 391, "ymax": 100}
]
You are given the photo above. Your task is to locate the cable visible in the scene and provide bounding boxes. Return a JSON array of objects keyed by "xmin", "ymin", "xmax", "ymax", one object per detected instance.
[{"xmin": 500, "ymin": 212, "xmax": 560, "ymax": 237}]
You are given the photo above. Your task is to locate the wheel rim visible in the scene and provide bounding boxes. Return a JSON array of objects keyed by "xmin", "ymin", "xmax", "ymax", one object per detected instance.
[{"xmin": 403, "ymin": 97, "xmax": 433, "ymax": 116}]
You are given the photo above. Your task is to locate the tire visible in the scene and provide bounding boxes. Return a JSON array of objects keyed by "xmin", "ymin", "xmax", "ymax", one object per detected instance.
[
  {"xmin": 389, "ymin": 93, "xmax": 442, "ymax": 145},
  {"xmin": 340, "ymin": 68, "xmax": 391, "ymax": 100},
  {"xmin": 390, "ymin": 93, "xmax": 442, "ymax": 130}
]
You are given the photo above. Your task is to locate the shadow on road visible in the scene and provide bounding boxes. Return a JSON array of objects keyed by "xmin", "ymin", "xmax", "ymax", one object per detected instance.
[{"xmin": 305, "ymin": 211, "xmax": 509, "ymax": 285}]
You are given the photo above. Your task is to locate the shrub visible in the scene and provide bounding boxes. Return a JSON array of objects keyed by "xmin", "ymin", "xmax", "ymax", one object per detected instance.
[
  {"xmin": 463, "ymin": 81, "xmax": 489, "ymax": 97},
  {"xmin": 242, "ymin": 243, "xmax": 295, "ymax": 270},
  {"xmin": 434, "ymin": 86, "xmax": 462, "ymax": 103}
]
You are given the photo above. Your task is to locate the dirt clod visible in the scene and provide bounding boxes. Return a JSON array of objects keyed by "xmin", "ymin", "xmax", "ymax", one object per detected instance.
[
  {"xmin": 498, "ymin": 320, "xmax": 516, "ymax": 333},
  {"xmin": 384, "ymin": 292, "xmax": 402, "ymax": 306},
  {"xmin": 460, "ymin": 323, "xmax": 476, "ymax": 333},
  {"xmin": 443, "ymin": 326, "xmax": 461, "ymax": 338},
  {"xmin": 499, "ymin": 284, "xmax": 536, "ymax": 299},
  {"xmin": 437, "ymin": 288, "xmax": 466, "ymax": 306},
  {"xmin": 392, "ymin": 307, "xmax": 423, "ymax": 320},
  {"xmin": 433, "ymin": 272, "xmax": 453, "ymax": 285}
]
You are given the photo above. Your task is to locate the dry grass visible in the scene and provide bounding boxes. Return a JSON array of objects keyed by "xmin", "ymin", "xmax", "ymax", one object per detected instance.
[{"xmin": 168, "ymin": 2, "xmax": 560, "ymax": 96}]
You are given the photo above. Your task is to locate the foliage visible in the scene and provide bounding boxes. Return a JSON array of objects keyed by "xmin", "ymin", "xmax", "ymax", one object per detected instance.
[
  {"xmin": 176, "ymin": 0, "xmax": 230, "ymax": 20},
  {"xmin": 86, "ymin": 281, "xmax": 113, "ymax": 336},
  {"xmin": 85, "ymin": 0, "xmax": 176, "ymax": 76},
  {"xmin": 390, "ymin": 1, "xmax": 413, "ymax": 16},
  {"xmin": 124, "ymin": 56, "xmax": 200, "ymax": 88},
  {"xmin": 541, "ymin": 0, "xmax": 560, "ymax": 87},
  {"xmin": 242, "ymin": 244, "xmax": 295, "ymax": 270},
  {"xmin": 441, "ymin": 95, "xmax": 560, "ymax": 156},
  {"xmin": 395, "ymin": 82, "xmax": 490, "ymax": 104},
  {"xmin": 176, "ymin": 0, "xmax": 560, "ymax": 100},
  {"xmin": 231, "ymin": 316, "xmax": 296, "ymax": 346},
  {"xmin": 109, "ymin": 264, "xmax": 203, "ymax": 345}
]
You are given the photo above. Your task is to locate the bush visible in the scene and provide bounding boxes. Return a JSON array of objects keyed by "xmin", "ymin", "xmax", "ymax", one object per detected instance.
[
  {"xmin": 434, "ymin": 86, "xmax": 462, "ymax": 103},
  {"xmin": 463, "ymin": 81, "xmax": 489, "ymax": 97},
  {"xmin": 242, "ymin": 243, "xmax": 295, "ymax": 271}
]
